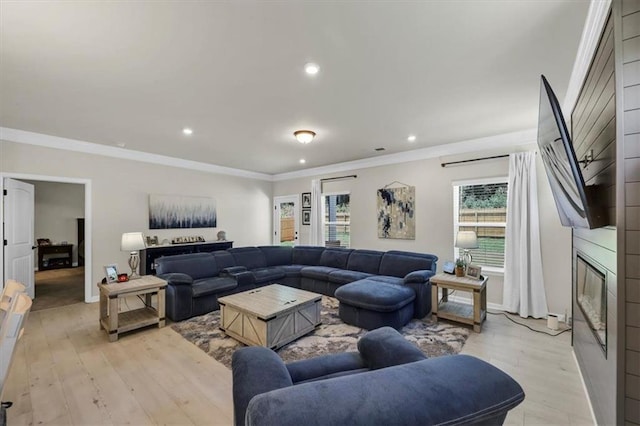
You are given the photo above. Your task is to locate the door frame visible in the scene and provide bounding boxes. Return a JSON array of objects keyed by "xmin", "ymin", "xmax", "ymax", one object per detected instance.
[
  {"xmin": 273, "ymin": 195, "xmax": 300, "ymax": 246},
  {"xmin": 0, "ymin": 173, "xmax": 93, "ymax": 303}
]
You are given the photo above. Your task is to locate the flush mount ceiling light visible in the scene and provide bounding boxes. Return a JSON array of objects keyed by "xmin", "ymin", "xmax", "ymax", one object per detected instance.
[
  {"xmin": 304, "ymin": 63, "xmax": 320, "ymax": 75},
  {"xmin": 182, "ymin": 127, "xmax": 193, "ymax": 135},
  {"xmin": 294, "ymin": 130, "xmax": 316, "ymax": 144},
  {"xmin": 299, "ymin": 159, "xmax": 306, "ymax": 164},
  {"xmin": 407, "ymin": 135, "xmax": 417, "ymax": 142}
]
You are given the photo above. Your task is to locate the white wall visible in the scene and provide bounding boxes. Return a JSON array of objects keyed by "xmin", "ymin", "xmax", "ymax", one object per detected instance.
[
  {"xmin": 1, "ymin": 140, "xmax": 273, "ymax": 300},
  {"xmin": 273, "ymin": 144, "xmax": 573, "ymax": 316},
  {"xmin": 23, "ymin": 180, "xmax": 84, "ymax": 265}
]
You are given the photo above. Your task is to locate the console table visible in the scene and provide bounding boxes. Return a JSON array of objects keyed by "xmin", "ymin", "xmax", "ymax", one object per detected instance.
[
  {"xmin": 38, "ymin": 244, "xmax": 73, "ymax": 271},
  {"xmin": 431, "ymin": 273, "xmax": 488, "ymax": 333},
  {"xmin": 139, "ymin": 241, "xmax": 233, "ymax": 275}
]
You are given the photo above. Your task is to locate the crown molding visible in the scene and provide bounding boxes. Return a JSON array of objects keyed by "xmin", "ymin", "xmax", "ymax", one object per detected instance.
[
  {"xmin": 272, "ymin": 128, "xmax": 537, "ymax": 181},
  {"xmin": 562, "ymin": 0, "xmax": 611, "ymax": 114},
  {"xmin": 0, "ymin": 127, "xmax": 273, "ymax": 181}
]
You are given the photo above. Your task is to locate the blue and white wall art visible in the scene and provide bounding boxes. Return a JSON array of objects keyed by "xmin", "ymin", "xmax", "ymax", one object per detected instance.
[{"xmin": 377, "ymin": 186, "xmax": 415, "ymax": 239}]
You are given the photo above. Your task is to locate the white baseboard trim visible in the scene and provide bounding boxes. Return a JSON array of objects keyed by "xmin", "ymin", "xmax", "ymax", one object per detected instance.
[
  {"xmin": 86, "ymin": 296, "xmax": 99, "ymax": 303},
  {"xmin": 572, "ymin": 350, "xmax": 597, "ymax": 425}
]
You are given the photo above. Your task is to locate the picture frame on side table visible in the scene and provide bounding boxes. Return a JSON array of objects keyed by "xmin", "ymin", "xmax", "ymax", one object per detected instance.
[
  {"xmin": 301, "ymin": 192, "xmax": 312, "ymax": 209},
  {"xmin": 104, "ymin": 264, "xmax": 119, "ymax": 283},
  {"xmin": 302, "ymin": 209, "xmax": 311, "ymax": 225},
  {"xmin": 466, "ymin": 264, "xmax": 482, "ymax": 280}
]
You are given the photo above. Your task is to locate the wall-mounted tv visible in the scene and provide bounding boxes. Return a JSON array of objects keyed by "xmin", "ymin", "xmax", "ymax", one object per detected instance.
[{"xmin": 537, "ymin": 75, "xmax": 606, "ymax": 229}]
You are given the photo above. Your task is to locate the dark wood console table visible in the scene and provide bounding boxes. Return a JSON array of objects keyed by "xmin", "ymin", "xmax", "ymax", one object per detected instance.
[
  {"xmin": 139, "ymin": 241, "xmax": 233, "ymax": 275},
  {"xmin": 38, "ymin": 244, "xmax": 74, "ymax": 271}
]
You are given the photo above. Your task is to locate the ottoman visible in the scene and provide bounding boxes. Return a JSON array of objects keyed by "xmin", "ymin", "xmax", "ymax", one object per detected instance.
[{"xmin": 335, "ymin": 280, "xmax": 415, "ymax": 330}]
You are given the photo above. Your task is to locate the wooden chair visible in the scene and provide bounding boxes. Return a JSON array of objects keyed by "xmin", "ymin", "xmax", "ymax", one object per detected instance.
[{"xmin": 0, "ymin": 288, "xmax": 31, "ymax": 426}]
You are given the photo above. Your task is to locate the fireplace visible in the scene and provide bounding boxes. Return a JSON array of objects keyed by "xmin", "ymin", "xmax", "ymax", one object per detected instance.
[{"xmin": 575, "ymin": 253, "xmax": 607, "ymax": 355}]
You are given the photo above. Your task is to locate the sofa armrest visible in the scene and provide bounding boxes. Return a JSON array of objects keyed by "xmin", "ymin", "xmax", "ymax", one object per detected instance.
[
  {"xmin": 403, "ymin": 269, "xmax": 434, "ymax": 284},
  {"xmin": 245, "ymin": 355, "xmax": 525, "ymax": 426},
  {"xmin": 286, "ymin": 352, "xmax": 366, "ymax": 384},
  {"xmin": 222, "ymin": 266, "xmax": 248, "ymax": 275},
  {"xmin": 232, "ymin": 346, "xmax": 293, "ymax": 426},
  {"xmin": 157, "ymin": 273, "xmax": 193, "ymax": 286},
  {"xmin": 357, "ymin": 326, "xmax": 426, "ymax": 369}
]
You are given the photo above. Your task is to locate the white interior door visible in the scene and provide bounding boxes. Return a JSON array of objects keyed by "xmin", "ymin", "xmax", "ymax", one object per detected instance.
[
  {"xmin": 3, "ymin": 178, "xmax": 35, "ymax": 298},
  {"xmin": 273, "ymin": 195, "xmax": 299, "ymax": 246}
]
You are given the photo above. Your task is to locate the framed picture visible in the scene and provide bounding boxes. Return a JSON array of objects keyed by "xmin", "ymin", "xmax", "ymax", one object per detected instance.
[
  {"xmin": 302, "ymin": 209, "xmax": 311, "ymax": 225},
  {"xmin": 104, "ymin": 264, "xmax": 119, "ymax": 283},
  {"xmin": 466, "ymin": 264, "xmax": 482, "ymax": 280},
  {"xmin": 301, "ymin": 192, "xmax": 311, "ymax": 209}
]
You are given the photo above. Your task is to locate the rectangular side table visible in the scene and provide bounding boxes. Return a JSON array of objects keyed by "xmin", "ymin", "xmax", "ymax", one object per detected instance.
[
  {"xmin": 431, "ymin": 273, "xmax": 488, "ymax": 332},
  {"xmin": 98, "ymin": 275, "xmax": 167, "ymax": 342}
]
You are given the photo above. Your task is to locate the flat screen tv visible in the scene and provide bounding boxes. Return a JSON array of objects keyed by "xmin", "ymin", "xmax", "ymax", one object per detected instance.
[{"xmin": 537, "ymin": 75, "xmax": 606, "ymax": 229}]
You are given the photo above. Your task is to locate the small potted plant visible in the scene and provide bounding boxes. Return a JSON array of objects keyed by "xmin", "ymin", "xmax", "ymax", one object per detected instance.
[{"xmin": 455, "ymin": 258, "xmax": 466, "ymax": 277}]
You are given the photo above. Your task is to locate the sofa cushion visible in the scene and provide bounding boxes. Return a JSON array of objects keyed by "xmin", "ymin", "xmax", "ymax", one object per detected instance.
[
  {"xmin": 258, "ymin": 246, "xmax": 293, "ymax": 266},
  {"xmin": 379, "ymin": 251, "xmax": 436, "ymax": 278},
  {"xmin": 347, "ymin": 250, "xmax": 384, "ymax": 274},
  {"xmin": 280, "ymin": 264, "xmax": 306, "ymax": 277},
  {"xmin": 328, "ymin": 269, "xmax": 373, "ymax": 285},
  {"xmin": 252, "ymin": 267, "xmax": 286, "ymax": 284},
  {"xmin": 155, "ymin": 253, "xmax": 218, "ymax": 280},
  {"xmin": 357, "ymin": 327, "xmax": 426, "ymax": 370},
  {"xmin": 365, "ymin": 275, "xmax": 404, "ymax": 285},
  {"xmin": 335, "ymin": 281, "xmax": 415, "ymax": 312},
  {"xmin": 319, "ymin": 248, "xmax": 353, "ymax": 269},
  {"xmin": 192, "ymin": 277, "xmax": 237, "ymax": 298},
  {"xmin": 301, "ymin": 266, "xmax": 340, "ymax": 281},
  {"xmin": 211, "ymin": 251, "xmax": 237, "ymax": 270},
  {"xmin": 292, "ymin": 246, "xmax": 325, "ymax": 265},
  {"xmin": 228, "ymin": 247, "xmax": 267, "ymax": 270}
]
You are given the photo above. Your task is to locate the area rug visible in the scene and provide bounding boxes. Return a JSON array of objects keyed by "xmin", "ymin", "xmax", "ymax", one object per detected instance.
[{"xmin": 171, "ymin": 296, "xmax": 470, "ymax": 369}]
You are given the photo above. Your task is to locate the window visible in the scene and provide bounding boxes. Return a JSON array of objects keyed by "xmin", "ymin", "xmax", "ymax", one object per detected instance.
[
  {"xmin": 323, "ymin": 192, "xmax": 350, "ymax": 248},
  {"xmin": 453, "ymin": 178, "xmax": 508, "ymax": 272}
]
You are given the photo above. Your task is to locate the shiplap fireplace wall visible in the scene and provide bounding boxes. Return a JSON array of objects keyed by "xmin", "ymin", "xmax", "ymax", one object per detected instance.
[{"xmin": 570, "ymin": 1, "xmax": 640, "ymax": 424}]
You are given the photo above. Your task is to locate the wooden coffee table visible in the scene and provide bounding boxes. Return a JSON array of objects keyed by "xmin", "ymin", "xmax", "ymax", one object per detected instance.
[{"xmin": 218, "ymin": 284, "xmax": 322, "ymax": 349}]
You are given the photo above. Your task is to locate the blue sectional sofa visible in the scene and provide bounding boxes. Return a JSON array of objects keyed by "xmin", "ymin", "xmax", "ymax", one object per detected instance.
[
  {"xmin": 232, "ymin": 327, "xmax": 525, "ymax": 426},
  {"xmin": 155, "ymin": 245, "xmax": 437, "ymax": 322}
]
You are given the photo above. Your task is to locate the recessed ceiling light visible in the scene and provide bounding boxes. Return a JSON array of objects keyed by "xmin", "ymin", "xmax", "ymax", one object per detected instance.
[
  {"xmin": 116, "ymin": 143, "xmax": 126, "ymax": 148},
  {"xmin": 299, "ymin": 159, "xmax": 306, "ymax": 164},
  {"xmin": 304, "ymin": 63, "xmax": 320, "ymax": 75},
  {"xmin": 182, "ymin": 128, "xmax": 193, "ymax": 135},
  {"xmin": 407, "ymin": 135, "xmax": 416, "ymax": 142}
]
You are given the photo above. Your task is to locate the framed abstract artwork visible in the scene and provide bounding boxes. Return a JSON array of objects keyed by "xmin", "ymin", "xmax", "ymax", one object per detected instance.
[
  {"xmin": 377, "ymin": 186, "xmax": 415, "ymax": 239},
  {"xmin": 149, "ymin": 194, "xmax": 217, "ymax": 229}
]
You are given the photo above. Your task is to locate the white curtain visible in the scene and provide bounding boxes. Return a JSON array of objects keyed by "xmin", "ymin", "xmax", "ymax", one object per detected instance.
[
  {"xmin": 502, "ymin": 152, "xmax": 548, "ymax": 318},
  {"xmin": 309, "ymin": 179, "xmax": 323, "ymax": 246}
]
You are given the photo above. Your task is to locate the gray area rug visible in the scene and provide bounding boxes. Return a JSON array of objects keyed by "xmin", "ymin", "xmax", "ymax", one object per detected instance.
[{"xmin": 171, "ymin": 296, "xmax": 470, "ymax": 369}]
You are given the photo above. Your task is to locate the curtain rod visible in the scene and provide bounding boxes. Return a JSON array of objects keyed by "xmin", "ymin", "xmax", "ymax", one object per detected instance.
[
  {"xmin": 321, "ymin": 174, "xmax": 358, "ymax": 182},
  {"xmin": 441, "ymin": 154, "xmax": 509, "ymax": 168}
]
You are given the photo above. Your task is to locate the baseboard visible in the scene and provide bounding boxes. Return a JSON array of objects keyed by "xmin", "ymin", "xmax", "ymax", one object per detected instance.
[{"xmin": 572, "ymin": 350, "xmax": 597, "ymax": 425}]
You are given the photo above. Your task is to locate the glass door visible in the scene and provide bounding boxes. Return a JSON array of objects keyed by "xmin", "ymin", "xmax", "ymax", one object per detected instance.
[{"xmin": 273, "ymin": 195, "xmax": 299, "ymax": 246}]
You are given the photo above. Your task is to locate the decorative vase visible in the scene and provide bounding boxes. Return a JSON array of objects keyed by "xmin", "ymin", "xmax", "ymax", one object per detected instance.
[{"xmin": 455, "ymin": 266, "xmax": 465, "ymax": 277}]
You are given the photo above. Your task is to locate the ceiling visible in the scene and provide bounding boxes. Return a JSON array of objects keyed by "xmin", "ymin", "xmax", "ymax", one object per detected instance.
[{"xmin": 0, "ymin": 1, "xmax": 590, "ymax": 176}]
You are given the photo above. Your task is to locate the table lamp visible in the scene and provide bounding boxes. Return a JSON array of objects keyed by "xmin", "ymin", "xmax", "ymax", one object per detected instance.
[
  {"xmin": 455, "ymin": 231, "xmax": 479, "ymax": 267},
  {"xmin": 121, "ymin": 232, "xmax": 146, "ymax": 279}
]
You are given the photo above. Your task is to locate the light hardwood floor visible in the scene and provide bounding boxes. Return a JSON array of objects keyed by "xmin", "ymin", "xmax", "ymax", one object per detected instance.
[{"xmin": 4, "ymin": 302, "xmax": 594, "ymax": 425}]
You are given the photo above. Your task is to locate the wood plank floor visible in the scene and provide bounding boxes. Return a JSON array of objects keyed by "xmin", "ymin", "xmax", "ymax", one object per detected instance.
[{"xmin": 3, "ymin": 302, "xmax": 594, "ymax": 425}]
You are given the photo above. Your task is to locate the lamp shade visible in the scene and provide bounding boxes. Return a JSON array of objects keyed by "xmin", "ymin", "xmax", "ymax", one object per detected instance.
[
  {"xmin": 121, "ymin": 232, "xmax": 146, "ymax": 252},
  {"xmin": 455, "ymin": 231, "xmax": 479, "ymax": 249}
]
